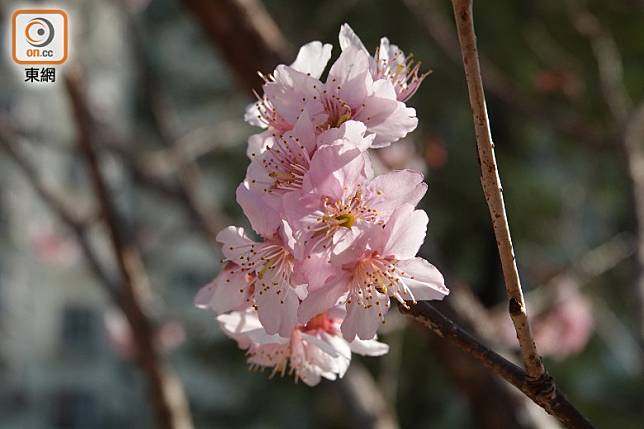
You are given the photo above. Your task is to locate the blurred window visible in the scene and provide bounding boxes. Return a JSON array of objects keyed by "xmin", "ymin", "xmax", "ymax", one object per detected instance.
[
  {"xmin": 60, "ymin": 305, "xmax": 96, "ymax": 351},
  {"xmin": 50, "ymin": 389, "xmax": 97, "ymax": 429}
]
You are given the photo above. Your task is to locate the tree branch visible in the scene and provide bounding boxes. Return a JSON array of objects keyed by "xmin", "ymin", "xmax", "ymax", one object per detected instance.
[
  {"xmin": 450, "ymin": 0, "xmax": 543, "ymax": 380},
  {"xmin": 400, "ymin": 301, "xmax": 594, "ymax": 429},
  {"xmin": 179, "ymin": 0, "xmax": 291, "ymax": 93},
  {"xmin": 65, "ymin": 69, "xmax": 194, "ymax": 429}
]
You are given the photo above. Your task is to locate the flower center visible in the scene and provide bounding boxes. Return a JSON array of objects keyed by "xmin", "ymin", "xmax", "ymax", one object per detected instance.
[
  {"xmin": 260, "ymin": 135, "xmax": 310, "ymax": 194},
  {"xmin": 319, "ymin": 95, "xmax": 353, "ymax": 130},
  {"xmin": 303, "ymin": 313, "xmax": 336, "ymax": 334},
  {"xmin": 335, "ymin": 213, "xmax": 355, "ymax": 229}
]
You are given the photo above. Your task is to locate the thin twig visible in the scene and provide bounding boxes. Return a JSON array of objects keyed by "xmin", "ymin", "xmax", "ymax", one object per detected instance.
[
  {"xmin": 625, "ymin": 104, "xmax": 644, "ymax": 341},
  {"xmin": 65, "ymin": 69, "xmax": 194, "ymax": 429},
  {"xmin": 0, "ymin": 122, "xmax": 117, "ymax": 297},
  {"xmin": 450, "ymin": 0, "xmax": 544, "ymax": 380},
  {"xmin": 119, "ymin": 1, "xmax": 224, "ymax": 249},
  {"xmin": 571, "ymin": 5, "xmax": 644, "ymax": 342},
  {"xmin": 400, "ymin": 301, "xmax": 594, "ymax": 429}
]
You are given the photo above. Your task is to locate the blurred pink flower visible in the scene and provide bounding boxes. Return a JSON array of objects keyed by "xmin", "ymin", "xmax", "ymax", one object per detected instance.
[
  {"xmin": 532, "ymin": 284, "xmax": 595, "ymax": 360},
  {"xmin": 30, "ymin": 224, "xmax": 81, "ymax": 268},
  {"xmin": 495, "ymin": 281, "xmax": 594, "ymax": 360}
]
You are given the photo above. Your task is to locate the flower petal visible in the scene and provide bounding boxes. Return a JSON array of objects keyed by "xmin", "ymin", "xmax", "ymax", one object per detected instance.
[
  {"xmin": 338, "ymin": 23, "xmax": 368, "ymax": 54},
  {"xmin": 366, "ymin": 169, "xmax": 427, "ymax": 220},
  {"xmin": 349, "ymin": 337, "xmax": 390, "ymax": 356},
  {"xmin": 354, "ymin": 80, "xmax": 418, "ymax": 147},
  {"xmin": 397, "ymin": 257, "xmax": 449, "ymax": 301},
  {"xmin": 290, "ymin": 41, "xmax": 333, "ymax": 79},
  {"xmin": 379, "ymin": 204, "xmax": 428, "ymax": 259},
  {"xmin": 298, "ymin": 273, "xmax": 349, "ymax": 323}
]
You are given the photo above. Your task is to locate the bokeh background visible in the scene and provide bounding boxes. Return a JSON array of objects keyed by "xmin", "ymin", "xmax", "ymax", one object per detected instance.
[{"xmin": 0, "ymin": 0, "xmax": 643, "ymax": 428}]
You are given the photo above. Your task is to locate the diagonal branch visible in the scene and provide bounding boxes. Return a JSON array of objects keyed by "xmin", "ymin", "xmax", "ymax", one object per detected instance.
[
  {"xmin": 0, "ymin": 121, "xmax": 117, "ymax": 297},
  {"xmin": 400, "ymin": 301, "xmax": 594, "ymax": 429},
  {"xmin": 65, "ymin": 69, "xmax": 194, "ymax": 429},
  {"xmin": 179, "ymin": 0, "xmax": 292, "ymax": 93}
]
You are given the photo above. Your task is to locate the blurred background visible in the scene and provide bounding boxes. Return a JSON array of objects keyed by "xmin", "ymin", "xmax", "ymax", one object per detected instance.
[{"xmin": 0, "ymin": 0, "xmax": 643, "ymax": 428}]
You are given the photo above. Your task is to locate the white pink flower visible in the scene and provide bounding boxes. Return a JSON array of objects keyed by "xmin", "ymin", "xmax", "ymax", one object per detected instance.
[
  {"xmin": 213, "ymin": 224, "xmax": 304, "ymax": 337},
  {"xmin": 339, "ymin": 24, "xmax": 430, "ymax": 103},
  {"xmin": 245, "ymin": 25, "xmax": 423, "ymax": 149},
  {"xmin": 196, "ymin": 24, "xmax": 446, "ymax": 385},
  {"xmin": 299, "ymin": 204, "xmax": 448, "ymax": 341},
  {"xmin": 218, "ymin": 308, "xmax": 388, "ymax": 386}
]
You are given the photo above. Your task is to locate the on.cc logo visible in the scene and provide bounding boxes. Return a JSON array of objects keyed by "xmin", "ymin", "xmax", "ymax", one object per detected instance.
[{"xmin": 12, "ymin": 9, "xmax": 68, "ymax": 65}]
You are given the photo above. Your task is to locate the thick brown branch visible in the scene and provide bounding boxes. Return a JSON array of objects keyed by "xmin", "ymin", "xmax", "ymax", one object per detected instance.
[
  {"xmin": 65, "ymin": 69, "xmax": 193, "ymax": 429},
  {"xmin": 400, "ymin": 301, "xmax": 595, "ymax": 429},
  {"xmin": 179, "ymin": 0, "xmax": 291, "ymax": 93}
]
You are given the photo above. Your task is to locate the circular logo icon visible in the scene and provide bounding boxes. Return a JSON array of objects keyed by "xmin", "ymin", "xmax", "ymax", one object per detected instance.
[{"xmin": 24, "ymin": 17, "xmax": 54, "ymax": 47}]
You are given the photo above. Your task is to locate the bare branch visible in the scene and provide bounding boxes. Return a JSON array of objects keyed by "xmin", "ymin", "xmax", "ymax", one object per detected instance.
[
  {"xmin": 450, "ymin": 0, "xmax": 544, "ymax": 380},
  {"xmin": 65, "ymin": 69, "xmax": 194, "ymax": 429},
  {"xmin": 625, "ymin": 104, "xmax": 644, "ymax": 341},
  {"xmin": 400, "ymin": 301, "xmax": 594, "ymax": 429},
  {"xmin": 0, "ymin": 121, "xmax": 116, "ymax": 297}
]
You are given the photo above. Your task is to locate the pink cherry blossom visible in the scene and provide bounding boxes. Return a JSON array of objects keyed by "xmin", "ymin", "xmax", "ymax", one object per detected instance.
[
  {"xmin": 196, "ymin": 24, "xmax": 447, "ymax": 385},
  {"xmin": 246, "ymin": 27, "xmax": 420, "ymax": 149},
  {"xmin": 215, "ymin": 225, "xmax": 304, "ymax": 337},
  {"xmin": 285, "ymin": 163, "xmax": 427, "ymax": 260},
  {"xmin": 194, "ymin": 261, "xmax": 253, "ymax": 314},
  {"xmin": 339, "ymin": 24, "xmax": 430, "ymax": 103},
  {"xmin": 218, "ymin": 308, "xmax": 388, "ymax": 386},
  {"xmin": 299, "ymin": 204, "xmax": 448, "ymax": 340},
  {"xmin": 238, "ymin": 119, "xmax": 373, "ymax": 238}
]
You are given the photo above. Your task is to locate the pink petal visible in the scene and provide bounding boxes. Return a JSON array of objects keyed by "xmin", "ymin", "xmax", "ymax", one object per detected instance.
[
  {"xmin": 244, "ymin": 102, "xmax": 267, "ymax": 128},
  {"xmin": 366, "ymin": 169, "xmax": 427, "ymax": 220},
  {"xmin": 194, "ymin": 280, "xmax": 216, "ymax": 309},
  {"xmin": 338, "ymin": 23, "xmax": 369, "ymax": 54},
  {"xmin": 236, "ymin": 181, "xmax": 281, "ymax": 239},
  {"xmin": 290, "ymin": 41, "xmax": 333, "ymax": 79},
  {"xmin": 341, "ymin": 292, "xmax": 390, "ymax": 341},
  {"xmin": 216, "ymin": 226, "xmax": 254, "ymax": 264},
  {"xmin": 327, "ymin": 47, "xmax": 373, "ymax": 107},
  {"xmin": 298, "ymin": 273, "xmax": 349, "ymax": 323},
  {"xmin": 379, "ymin": 204, "xmax": 428, "ymax": 259},
  {"xmin": 254, "ymin": 280, "xmax": 299, "ymax": 337},
  {"xmin": 354, "ymin": 80, "xmax": 418, "ymax": 147},
  {"xmin": 264, "ymin": 65, "xmax": 322, "ymax": 126},
  {"xmin": 307, "ymin": 142, "xmax": 369, "ymax": 200},
  {"xmin": 247, "ymin": 130, "xmax": 274, "ymax": 158},
  {"xmin": 397, "ymin": 257, "xmax": 449, "ymax": 301},
  {"xmin": 317, "ymin": 120, "xmax": 374, "ymax": 152}
]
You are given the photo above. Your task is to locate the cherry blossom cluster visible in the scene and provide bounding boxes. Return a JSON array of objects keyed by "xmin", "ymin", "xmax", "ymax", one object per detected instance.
[{"xmin": 196, "ymin": 24, "xmax": 449, "ymax": 386}]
